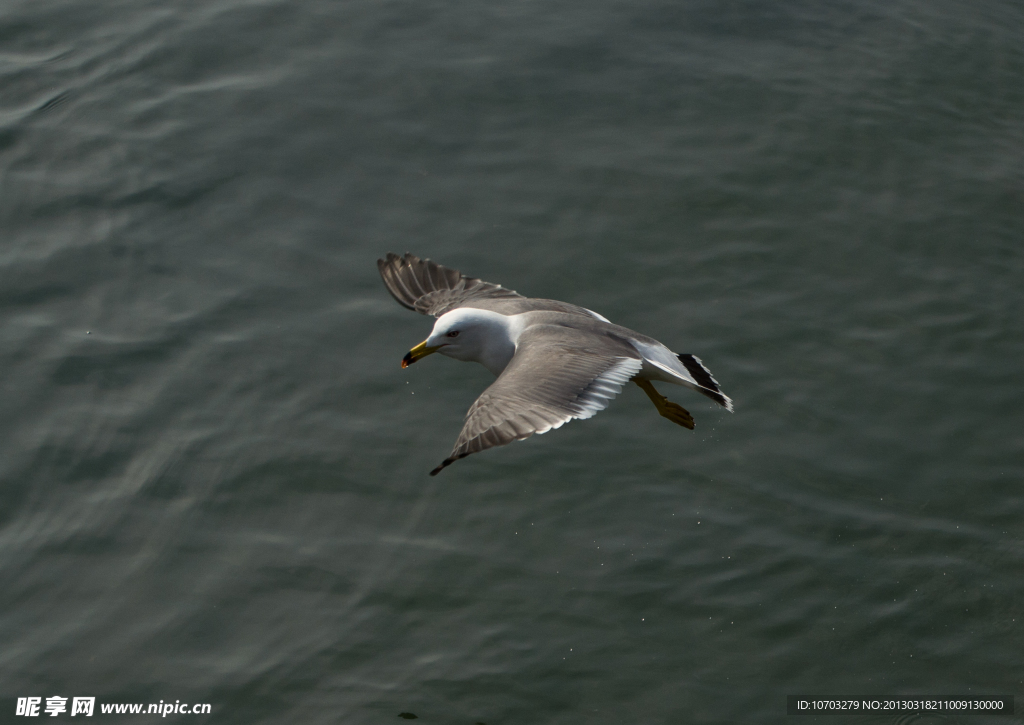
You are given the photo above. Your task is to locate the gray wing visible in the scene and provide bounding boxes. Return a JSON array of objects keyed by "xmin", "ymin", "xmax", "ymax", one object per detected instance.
[
  {"xmin": 377, "ymin": 252, "xmax": 523, "ymax": 317},
  {"xmin": 430, "ymin": 325, "xmax": 644, "ymax": 475},
  {"xmin": 378, "ymin": 252, "xmax": 609, "ymax": 320}
]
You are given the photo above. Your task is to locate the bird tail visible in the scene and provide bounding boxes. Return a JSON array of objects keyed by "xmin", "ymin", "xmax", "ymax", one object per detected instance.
[{"xmin": 676, "ymin": 354, "xmax": 733, "ymax": 411}]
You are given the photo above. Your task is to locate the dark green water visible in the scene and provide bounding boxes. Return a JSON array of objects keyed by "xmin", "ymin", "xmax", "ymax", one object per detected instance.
[{"xmin": 2, "ymin": 0, "xmax": 1022, "ymax": 723}]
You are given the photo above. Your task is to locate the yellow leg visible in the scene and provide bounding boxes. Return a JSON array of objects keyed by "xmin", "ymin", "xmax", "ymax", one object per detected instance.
[{"xmin": 635, "ymin": 379, "xmax": 695, "ymax": 429}]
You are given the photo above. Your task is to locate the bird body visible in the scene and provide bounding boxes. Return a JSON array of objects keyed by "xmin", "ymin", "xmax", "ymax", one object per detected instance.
[{"xmin": 379, "ymin": 253, "xmax": 732, "ymax": 475}]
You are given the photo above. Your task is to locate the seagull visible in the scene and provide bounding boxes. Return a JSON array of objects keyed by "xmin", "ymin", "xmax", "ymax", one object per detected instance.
[{"xmin": 379, "ymin": 253, "xmax": 733, "ymax": 475}]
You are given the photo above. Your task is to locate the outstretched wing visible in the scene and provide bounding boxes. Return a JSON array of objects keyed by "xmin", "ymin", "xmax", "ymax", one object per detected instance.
[
  {"xmin": 377, "ymin": 252, "xmax": 523, "ymax": 317},
  {"xmin": 430, "ymin": 325, "xmax": 643, "ymax": 475}
]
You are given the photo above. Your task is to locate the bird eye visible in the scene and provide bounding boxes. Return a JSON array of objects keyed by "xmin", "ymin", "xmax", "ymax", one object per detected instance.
[{"xmin": 447, "ymin": 330, "xmax": 460, "ymax": 338}]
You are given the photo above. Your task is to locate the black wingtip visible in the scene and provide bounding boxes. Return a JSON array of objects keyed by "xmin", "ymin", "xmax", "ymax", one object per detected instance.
[
  {"xmin": 676, "ymin": 353, "xmax": 719, "ymax": 391},
  {"xmin": 677, "ymin": 353, "xmax": 734, "ymax": 411},
  {"xmin": 429, "ymin": 458, "xmax": 454, "ymax": 476}
]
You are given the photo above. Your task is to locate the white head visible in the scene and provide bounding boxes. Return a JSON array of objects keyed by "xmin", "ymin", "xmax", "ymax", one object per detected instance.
[{"xmin": 402, "ymin": 308, "xmax": 518, "ymax": 376}]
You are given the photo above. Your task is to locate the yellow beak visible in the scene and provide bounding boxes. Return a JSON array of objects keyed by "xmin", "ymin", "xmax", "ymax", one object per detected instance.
[{"xmin": 402, "ymin": 340, "xmax": 440, "ymax": 368}]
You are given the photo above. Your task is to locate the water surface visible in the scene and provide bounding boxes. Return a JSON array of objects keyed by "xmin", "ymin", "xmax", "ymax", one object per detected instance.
[{"xmin": 1, "ymin": 0, "xmax": 1022, "ymax": 722}]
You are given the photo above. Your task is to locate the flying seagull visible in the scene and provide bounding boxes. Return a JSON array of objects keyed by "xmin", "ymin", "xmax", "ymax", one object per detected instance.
[{"xmin": 379, "ymin": 253, "xmax": 732, "ymax": 475}]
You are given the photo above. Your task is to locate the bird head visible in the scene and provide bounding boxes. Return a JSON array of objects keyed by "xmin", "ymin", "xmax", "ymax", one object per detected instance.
[{"xmin": 401, "ymin": 308, "xmax": 514, "ymax": 371}]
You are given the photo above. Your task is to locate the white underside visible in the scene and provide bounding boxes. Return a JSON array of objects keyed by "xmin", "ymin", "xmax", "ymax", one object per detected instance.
[
  {"xmin": 573, "ymin": 357, "xmax": 645, "ymax": 420},
  {"xmin": 534, "ymin": 356, "xmax": 644, "ymax": 434}
]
